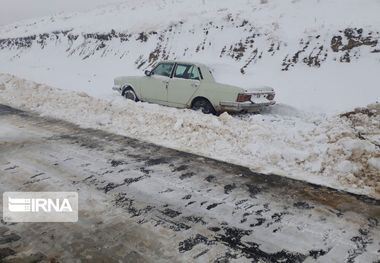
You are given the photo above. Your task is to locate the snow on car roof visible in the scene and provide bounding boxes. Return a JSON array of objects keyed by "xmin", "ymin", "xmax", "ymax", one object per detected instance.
[{"xmin": 159, "ymin": 60, "xmax": 209, "ymax": 68}]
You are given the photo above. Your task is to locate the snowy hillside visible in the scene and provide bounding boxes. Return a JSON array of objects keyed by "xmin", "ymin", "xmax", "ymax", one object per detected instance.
[{"xmin": 0, "ymin": 0, "xmax": 379, "ymax": 112}]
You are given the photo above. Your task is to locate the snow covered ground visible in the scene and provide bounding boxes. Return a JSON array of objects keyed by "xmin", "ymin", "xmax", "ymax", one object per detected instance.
[
  {"xmin": 0, "ymin": 0, "xmax": 379, "ymax": 198},
  {"xmin": 1, "ymin": 73, "xmax": 379, "ymax": 199},
  {"xmin": 0, "ymin": 0, "xmax": 379, "ymax": 112}
]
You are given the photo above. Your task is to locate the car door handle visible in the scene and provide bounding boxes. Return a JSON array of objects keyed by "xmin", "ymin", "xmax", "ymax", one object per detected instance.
[
  {"xmin": 162, "ymin": 80, "xmax": 169, "ymax": 88},
  {"xmin": 191, "ymin": 83, "xmax": 199, "ymax": 87}
]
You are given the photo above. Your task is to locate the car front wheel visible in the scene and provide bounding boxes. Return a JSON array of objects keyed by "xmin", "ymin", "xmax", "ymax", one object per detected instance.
[
  {"xmin": 191, "ymin": 98, "xmax": 216, "ymax": 115},
  {"xmin": 122, "ymin": 87, "xmax": 139, "ymax": 102}
]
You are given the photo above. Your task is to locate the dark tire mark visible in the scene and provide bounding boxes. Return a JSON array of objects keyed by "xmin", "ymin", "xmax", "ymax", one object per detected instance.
[
  {"xmin": 294, "ymin": 201, "xmax": 314, "ymax": 210},
  {"xmin": 4, "ymin": 165, "xmax": 18, "ymax": 171},
  {"xmin": 240, "ymin": 212, "xmax": 251, "ymax": 223},
  {"xmin": 235, "ymin": 199, "xmax": 248, "ymax": 205},
  {"xmin": 204, "ymin": 175, "xmax": 216, "ymax": 182},
  {"xmin": 101, "ymin": 176, "xmax": 144, "ymax": 193},
  {"xmin": 145, "ymin": 157, "xmax": 172, "ymax": 166},
  {"xmin": 30, "ymin": 172, "xmax": 45, "ymax": 179},
  {"xmin": 23, "ymin": 177, "xmax": 50, "ymax": 186},
  {"xmin": 179, "ymin": 172, "xmax": 194, "ymax": 180},
  {"xmin": 182, "ymin": 194, "xmax": 192, "ymax": 200},
  {"xmin": 185, "ymin": 201, "xmax": 196, "ymax": 207},
  {"xmin": 208, "ymin": 227, "xmax": 221, "ymax": 232},
  {"xmin": 215, "ymin": 226, "xmax": 307, "ymax": 262},
  {"xmin": 347, "ymin": 220, "xmax": 376, "ymax": 263},
  {"xmin": 155, "ymin": 217, "xmax": 190, "ymax": 232},
  {"xmin": 224, "ymin": 183, "xmax": 236, "ymax": 194},
  {"xmin": 249, "ymin": 218, "xmax": 266, "ymax": 227},
  {"xmin": 113, "ymin": 193, "xmax": 154, "ymax": 218},
  {"xmin": 193, "ymin": 249, "xmax": 209, "ymax": 259},
  {"xmin": 179, "ymin": 234, "xmax": 209, "ymax": 253},
  {"xmin": 246, "ymin": 184, "xmax": 262, "ymax": 198},
  {"xmin": 139, "ymin": 167, "xmax": 151, "ymax": 175},
  {"xmin": 183, "ymin": 216, "xmax": 206, "ymax": 225},
  {"xmin": 159, "ymin": 188, "xmax": 174, "ymax": 194},
  {"xmin": 160, "ymin": 208, "xmax": 181, "ymax": 218},
  {"xmin": 0, "ymin": 233, "xmax": 21, "ymax": 245},
  {"xmin": 309, "ymin": 249, "xmax": 330, "ymax": 259},
  {"xmin": 200, "ymin": 201, "xmax": 208, "ymax": 206},
  {"xmin": 0, "ymin": 247, "xmax": 16, "ymax": 260},
  {"xmin": 172, "ymin": 165, "xmax": 188, "ymax": 172}
]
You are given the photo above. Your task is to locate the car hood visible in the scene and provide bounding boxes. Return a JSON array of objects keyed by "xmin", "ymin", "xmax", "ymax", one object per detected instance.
[
  {"xmin": 114, "ymin": 76, "xmax": 141, "ymax": 82},
  {"xmin": 114, "ymin": 76, "xmax": 142, "ymax": 86}
]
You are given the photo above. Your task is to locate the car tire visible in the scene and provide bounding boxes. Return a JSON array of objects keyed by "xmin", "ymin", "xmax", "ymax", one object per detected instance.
[
  {"xmin": 191, "ymin": 98, "xmax": 216, "ymax": 115},
  {"xmin": 122, "ymin": 87, "xmax": 139, "ymax": 102}
]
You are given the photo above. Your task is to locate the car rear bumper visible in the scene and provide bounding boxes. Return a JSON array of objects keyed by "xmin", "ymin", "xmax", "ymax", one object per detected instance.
[{"xmin": 219, "ymin": 100, "xmax": 276, "ymax": 113}]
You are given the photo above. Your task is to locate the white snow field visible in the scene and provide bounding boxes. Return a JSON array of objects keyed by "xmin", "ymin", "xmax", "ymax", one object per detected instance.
[{"xmin": 0, "ymin": 0, "xmax": 379, "ymax": 197}]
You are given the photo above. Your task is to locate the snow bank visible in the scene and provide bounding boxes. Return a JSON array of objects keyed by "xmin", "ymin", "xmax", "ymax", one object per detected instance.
[{"xmin": 1, "ymin": 73, "xmax": 379, "ymax": 198}]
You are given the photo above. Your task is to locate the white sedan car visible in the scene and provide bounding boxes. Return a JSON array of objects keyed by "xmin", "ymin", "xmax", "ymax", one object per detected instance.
[{"xmin": 113, "ymin": 61, "xmax": 275, "ymax": 114}]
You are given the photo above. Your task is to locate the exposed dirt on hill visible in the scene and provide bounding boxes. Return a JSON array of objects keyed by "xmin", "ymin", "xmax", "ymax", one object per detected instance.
[
  {"xmin": 331, "ymin": 28, "xmax": 379, "ymax": 63},
  {"xmin": 0, "ymin": 18, "xmax": 379, "ymax": 73}
]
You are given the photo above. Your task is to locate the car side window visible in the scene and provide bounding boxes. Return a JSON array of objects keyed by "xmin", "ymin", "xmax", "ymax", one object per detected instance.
[
  {"xmin": 190, "ymin": 66, "xmax": 200, "ymax": 80},
  {"xmin": 174, "ymin": 64, "xmax": 200, "ymax": 80},
  {"xmin": 152, "ymin": 63, "xmax": 174, "ymax": 77}
]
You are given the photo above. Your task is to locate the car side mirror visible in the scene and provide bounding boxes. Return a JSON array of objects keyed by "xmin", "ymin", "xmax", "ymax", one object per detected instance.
[{"xmin": 145, "ymin": 70, "xmax": 152, "ymax": 77}]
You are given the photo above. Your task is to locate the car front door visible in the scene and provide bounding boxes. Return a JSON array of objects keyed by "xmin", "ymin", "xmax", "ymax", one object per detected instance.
[
  {"xmin": 167, "ymin": 64, "xmax": 201, "ymax": 107},
  {"xmin": 141, "ymin": 62, "xmax": 175, "ymax": 104}
]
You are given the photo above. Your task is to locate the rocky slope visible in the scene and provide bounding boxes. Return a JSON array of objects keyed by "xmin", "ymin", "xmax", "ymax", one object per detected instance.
[{"xmin": 1, "ymin": 21, "xmax": 379, "ymax": 73}]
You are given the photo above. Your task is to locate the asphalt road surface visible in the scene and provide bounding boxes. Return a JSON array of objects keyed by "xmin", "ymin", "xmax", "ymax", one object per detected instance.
[{"xmin": 0, "ymin": 104, "xmax": 379, "ymax": 263}]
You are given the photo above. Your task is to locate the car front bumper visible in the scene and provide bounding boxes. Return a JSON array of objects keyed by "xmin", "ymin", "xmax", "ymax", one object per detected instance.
[
  {"xmin": 219, "ymin": 100, "xmax": 276, "ymax": 113},
  {"xmin": 112, "ymin": 85, "xmax": 122, "ymax": 93}
]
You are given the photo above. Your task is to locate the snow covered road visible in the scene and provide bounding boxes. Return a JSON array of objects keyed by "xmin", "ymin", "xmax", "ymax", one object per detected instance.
[{"xmin": 0, "ymin": 104, "xmax": 379, "ymax": 262}]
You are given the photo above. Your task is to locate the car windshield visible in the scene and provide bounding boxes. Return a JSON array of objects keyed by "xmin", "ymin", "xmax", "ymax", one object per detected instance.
[{"xmin": 152, "ymin": 63, "xmax": 174, "ymax": 77}]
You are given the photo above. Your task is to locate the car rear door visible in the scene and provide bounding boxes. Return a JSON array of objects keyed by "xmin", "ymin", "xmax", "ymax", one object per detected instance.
[
  {"xmin": 167, "ymin": 64, "xmax": 201, "ymax": 107},
  {"xmin": 141, "ymin": 62, "xmax": 174, "ymax": 104}
]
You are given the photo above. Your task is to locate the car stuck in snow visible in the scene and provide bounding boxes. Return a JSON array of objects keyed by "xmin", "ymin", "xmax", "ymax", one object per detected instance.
[{"xmin": 113, "ymin": 61, "xmax": 275, "ymax": 114}]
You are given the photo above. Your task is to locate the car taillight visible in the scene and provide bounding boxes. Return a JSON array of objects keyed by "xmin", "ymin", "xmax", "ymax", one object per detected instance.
[
  {"xmin": 237, "ymin": 93, "xmax": 252, "ymax": 102},
  {"xmin": 267, "ymin": 93, "xmax": 275, "ymax": 101}
]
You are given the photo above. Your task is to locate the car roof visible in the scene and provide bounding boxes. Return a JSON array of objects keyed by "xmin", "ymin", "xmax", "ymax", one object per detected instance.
[{"xmin": 159, "ymin": 60, "xmax": 208, "ymax": 68}]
